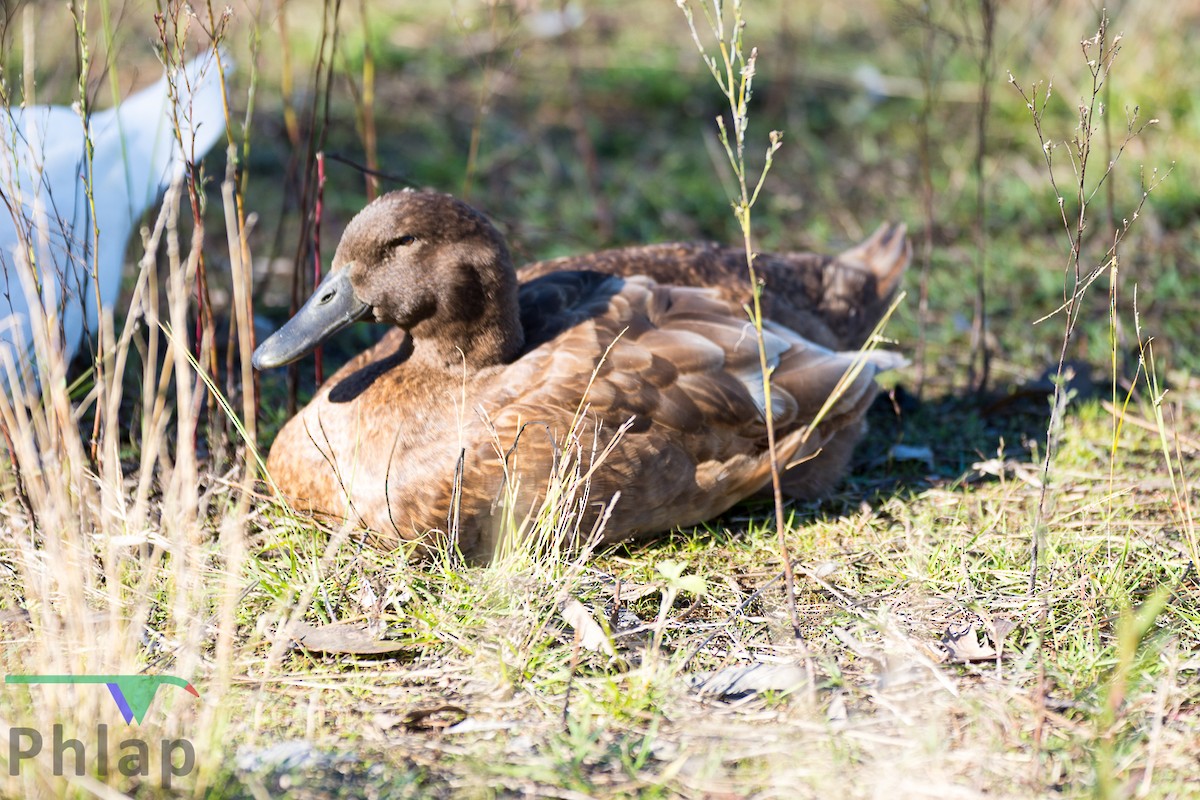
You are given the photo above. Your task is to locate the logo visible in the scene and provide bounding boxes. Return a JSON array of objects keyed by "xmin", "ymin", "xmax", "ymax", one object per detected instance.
[
  {"xmin": 6, "ymin": 674, "xmax": 200, "ymax": 784},
  {"xmin": 5, "ymin": 675, "xmax": 200, "ymax": 725}
]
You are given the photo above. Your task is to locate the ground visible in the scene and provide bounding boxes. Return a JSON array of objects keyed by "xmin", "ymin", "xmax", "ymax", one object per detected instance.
[{"xmin": 0, "ymin": 1, "xmax": 1197, "ymax": 798}]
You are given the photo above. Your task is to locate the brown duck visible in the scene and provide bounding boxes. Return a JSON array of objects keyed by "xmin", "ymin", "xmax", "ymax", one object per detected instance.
[{"xmin": 253, "ymin": 190, "xmax": 908, "ymax": 559}]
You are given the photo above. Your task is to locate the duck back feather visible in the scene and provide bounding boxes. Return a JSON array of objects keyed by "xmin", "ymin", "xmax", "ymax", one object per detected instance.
[{"xmin": 520, "ymin": 223, "xmax": 910, "ymax": 352}]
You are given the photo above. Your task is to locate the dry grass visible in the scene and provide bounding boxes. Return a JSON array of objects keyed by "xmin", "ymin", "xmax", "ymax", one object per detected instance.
[{"xmin": 0, "ymin": 0, "xmax": 1197, "ymax": 798}]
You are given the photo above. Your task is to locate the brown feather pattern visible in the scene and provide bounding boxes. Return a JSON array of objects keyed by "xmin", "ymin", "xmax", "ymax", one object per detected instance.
[{"xmin": 259, "ymin": 190, "xmax": 909, "ymax": 560}]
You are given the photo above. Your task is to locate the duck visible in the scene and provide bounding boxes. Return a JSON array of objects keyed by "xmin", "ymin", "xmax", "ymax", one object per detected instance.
[
  {"xmin": 0, "ymin": 50, "xmax": 230, "ymax": 374},
  {"xmin": 253, "ymin": 189, "xmax": 908, "ymax": 560}
]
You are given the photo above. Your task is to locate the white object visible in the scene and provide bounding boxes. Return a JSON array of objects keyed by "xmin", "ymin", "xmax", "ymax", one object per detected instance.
[{"xmin": 0, "ymin": 51, "xmax": 230, "ymax": 372}]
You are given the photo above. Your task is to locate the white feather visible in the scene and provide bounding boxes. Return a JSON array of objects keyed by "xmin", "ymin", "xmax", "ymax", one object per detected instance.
[{"xmin": 0, "ymin": 51, "xmax": 231, "ymax": 372}]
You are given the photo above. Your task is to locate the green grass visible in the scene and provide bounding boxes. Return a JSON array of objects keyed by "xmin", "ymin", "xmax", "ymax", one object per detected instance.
[
  {"xmin": 0, "ymin": 0, "xmax": 1198, "ymax": 797},
  {"xmin": 214, "ymin": 392, "xmax": 1196, "ymax": 797}
]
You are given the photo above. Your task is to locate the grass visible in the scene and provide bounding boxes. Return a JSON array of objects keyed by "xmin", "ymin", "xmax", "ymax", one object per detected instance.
[
  {"xmin": 0, "ymin": 0, "xmax": 1198, "ymax": 797},
  {"xmin": 226, "ymin": 401, "xmax": 1198, "ymax": 797}
]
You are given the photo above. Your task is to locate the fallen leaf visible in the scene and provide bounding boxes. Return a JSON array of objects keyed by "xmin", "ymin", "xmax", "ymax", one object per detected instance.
[
  {"xmin": 605, "ymin": 581, "xmax": 659, "ymax": 603},
  {"xmin": 812, "ymin": 561, "xmax": 840, "ymax": 579},
  {"xmin": 399, "ymin": 705, "xmax": 468, "ymax": 731},
  {"xmin": 561, "ymin": 600, "xmax": 615, "ymax": 655},
  {"xmin": 688, "ymin": 663, "xmax": 808, "ymax": 699},
  {"xmin": 286, "ymin": 621, "xmax": 407, "ymax": 655},
  {"xmin": 941, "ymin": 621, "xmax": 999, "ymax": 663},
  {"xmin": 826, "ymin": 691, "xmax": 848, "ymax": 723},
  {"xmin": 987, "ymin": 615, "xmax": 1017, "ymax": 654},
  {"xmin": 889, "ymin": 443, "xmax": 935, "ymax": 468},
  {"xmin": 970, "ymin": 458, "xmax": 1043, "ymax": 488}
]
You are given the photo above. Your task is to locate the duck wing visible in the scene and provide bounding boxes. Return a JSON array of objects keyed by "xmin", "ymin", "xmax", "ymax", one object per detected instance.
[
  {"xmin": 452, "ymin": 274, "xmax": 899, "ymax": 555},
  {"xmin": 517, "ymin": 269, "xmax": 618, "ymax": 350},
  {"xmin": 518, "ymin": 226, "xmax": 910, "ymax": 351}
]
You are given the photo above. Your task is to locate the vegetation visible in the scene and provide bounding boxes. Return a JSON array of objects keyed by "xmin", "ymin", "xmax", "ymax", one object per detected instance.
[{"xmin": 0, "ymin": 0, "xmax": 1196, "ymax": 797}]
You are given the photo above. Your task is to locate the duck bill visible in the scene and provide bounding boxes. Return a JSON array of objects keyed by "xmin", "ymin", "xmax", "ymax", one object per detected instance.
[{"xmin": 252, "ymin": 269, "xmax": 370, "ymax": 370}]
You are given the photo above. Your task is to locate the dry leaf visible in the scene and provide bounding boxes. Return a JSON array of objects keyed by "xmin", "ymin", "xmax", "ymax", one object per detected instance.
[
  {"xmin": 987, "ymin": 615, "xmax": 1017, "ymax": 654},
  {"xmin": 689, "ymin": 663, "xmax": 808, "ymax": 698},
  {"xmin": 971, "ymin": 457, "xmax": 1043, "ymax": 488},
  {"xmin": 813, "ymin": 561, "xmax": 840, "ymax": 579},
  {"xmin": 941, "ymin": 621, "xmax": 999, "ymax": 663},
  {"xmin": 889, "ymin": 443, "xmax": 935, "ymax": 468},
  {"xmin": 286, "ymin": 620, "xmax": 407, "ymax": 655},
  {"xmin": 561, "ymin": 600, "xmax": 615, "ymax": 655},
  {"xmin": 399, "ymin": 705, "xmax": 468, "ymax": 731}
]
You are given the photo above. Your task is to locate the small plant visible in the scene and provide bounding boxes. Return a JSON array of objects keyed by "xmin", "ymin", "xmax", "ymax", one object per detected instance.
[
  {"xmin": 897, "ymin": 0, "xmax": 958, "ymax": 397},
  {"xmin": 650, "ymin": 559, "xmax": 708, "ymax": 662},
  {"xmin": 1093, "ymin": 586, "xmax": 1171, "ymax": 800},
  {"xmin": 1009, "ymin": 13, "xmax": 1165, "ymax": 592},
  {"xmin": 675, "ymin": 0, "xmax": 798, "ymax": 638}
]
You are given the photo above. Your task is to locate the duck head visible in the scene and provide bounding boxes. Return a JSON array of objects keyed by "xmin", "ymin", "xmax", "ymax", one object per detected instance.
[{"xmin": 252, "ymin": 190, "xmax": 524, "ymax": 371}]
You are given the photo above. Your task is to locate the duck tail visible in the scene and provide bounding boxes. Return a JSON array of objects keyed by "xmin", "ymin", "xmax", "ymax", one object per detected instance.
[
  {"xmin": 857, "ymin": 347, "xmax": 909, "ymax": 374},
  {"xmin": 766, "ymin": 345, "xmax": 904, "ymax": 501},
  {"xmin": 834, "ymin": 222, "xmax": 911, "ymax": 301}
]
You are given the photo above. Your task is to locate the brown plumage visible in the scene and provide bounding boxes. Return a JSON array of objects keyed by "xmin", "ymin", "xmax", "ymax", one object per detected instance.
[
  {"xmin": 254, "ymin": 190, "xmax": 909, "ymax": 560},
  {"xmin": 520, "ymin": 226, "xmax": 909, "ymax": 352}
]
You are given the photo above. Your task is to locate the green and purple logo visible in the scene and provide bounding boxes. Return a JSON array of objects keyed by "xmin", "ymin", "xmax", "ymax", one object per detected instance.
[
  {"xmin": 5, "ymin": 675, "xmax": 199, "ymax": 725},
  {"xmin": 5, "ymin": 675, "xmax": 200, "ymax": 783}
]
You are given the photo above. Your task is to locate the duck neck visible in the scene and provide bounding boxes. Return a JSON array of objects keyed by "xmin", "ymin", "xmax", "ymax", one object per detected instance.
[{"xmin": 408, "ymin": 253, "xmax": 525, "ymax": 371}]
